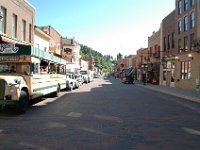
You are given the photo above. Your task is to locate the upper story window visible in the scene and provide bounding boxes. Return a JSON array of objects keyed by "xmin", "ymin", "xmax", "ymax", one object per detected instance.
[
  {"xmin": 22, "ymin": 20, "xmax": 26, "ymax": 41},
  {"xmin": 167, "ymin": 34, "xmax": 170, "ymax": 49},
  {"xmin": 190, "ymin": 11, "xmax": 195, "ymax": 29},
  {"xmin": 172, "ymin": 32, "xmax": 175, "ymax": 48},
  {"xmin": 178, "ymin": 19, "xmax": 182, "ymax": 33},
  {"xmin": 178, "ymin": 38, "xmax": 182, "ymax": 52},
  {"xmin": 190, "ymin": 0, "xmax": 196, "ymax": 6},
  {"xmin": 190, "ymin": 33, "xmax": 195, "ymax": 50},
  {"xmin": 0, "ymin": 6, "xmax": 6, "ymax": 34},
  {"xmin": 12, "ymin": 14, "xmax": 17, "ymax": 38},
  {"xmin": 29, "ymin": 24, "xmax": 32, "ymax": 43},
  {"xmin": 184, "ymin": 0, "xmax": 189, "ymax": 11},
  {"xmin": 163, "ymin": 36, "xmax": 166, "ymax": 51},
  {"xmin": 178, "ymin": 0, "xmax": 182, "ymax": 15},
  {"xmin": 184, "ymin": 16, "xmax": 188, "ymax": 31}
]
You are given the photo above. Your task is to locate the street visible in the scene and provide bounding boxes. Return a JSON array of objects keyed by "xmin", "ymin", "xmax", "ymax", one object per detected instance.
[{"xmin": 0, "ymin": 77, "xmax": 200, "ymax": 150}]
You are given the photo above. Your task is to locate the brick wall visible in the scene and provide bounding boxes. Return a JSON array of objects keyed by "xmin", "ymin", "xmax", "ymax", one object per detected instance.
[{"xmin": 0, "ymin": 0, "xmax": 35, "ymax": 44}]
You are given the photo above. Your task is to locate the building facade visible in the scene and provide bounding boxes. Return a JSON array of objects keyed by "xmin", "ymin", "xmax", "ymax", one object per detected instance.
[
  {"xmin": 61, "ymin": 37, "xmax": 81, "ymax": 65},
  {"xmin": 174, "ymin": 0, "xmax": 199, "ymax": 90},
  {"xmin": 148, "ymin": 30, "xmax": 161, "ymax": 84},
  {"xmin": 0, "ymin": 0, "xmax": 35, "ymax": 44},
  {"xmin": 160, "ymin": 10, "xmax": 176, "ymax": 87},
  {"xmin": 136, "ymin": 48, "xmax": 149, "ymax": 81},
  {"xmin": 38, "ymin": 25, "xmax": 62, "ymax": 56}
]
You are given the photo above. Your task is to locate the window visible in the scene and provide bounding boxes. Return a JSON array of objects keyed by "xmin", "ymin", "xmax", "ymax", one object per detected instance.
[
  {"xmin": 178, "ymin": 0, "xmax": 182, "ymax": 15},
  {"xmin": 178, "ymin": 39, "xmax": 182, "ymax": 52},
  {"xmin": 190, "ymin": 11, "xmax": 195, "ymax": 29},
  {"xmin": 190, "ymin": 33, "xmax": 195, "ymax": 50},
  {"xmin": 181, "ymin": 61, "xmax": 191, "ymax": 80},
  {"xmin": 168, "ymin": 34, "xmax": 170, "ymax": 49},
  {"xmin": 12, "ymin": 14, "xmax": 17, "ymax": 38},
  {"xmin": 172, "ymin": 32, "xmax": 175, "ymax": 48},
  {"xmin": 149, "ymin": 47, "xmax": 152, "ymax": 57},
  {"xmin": 184, "ymin": 36, "xmax": 188, "ymax": 50},
  {"xmin": 163, "ymin": 36, "xmax": 166, "ymax": 51},
  {"xmin": 22, "ymin": 20, "xmax": 26, "ymax": 41},
  {"xmin": 191, "ymin": 0, "xmax": 196, "ymax": 6},
  {"xmin": 184, "ymin": 0, "xmax": 189, "ymax": 11},
  {"xmin": 29, "ymin": 24, "xmax": 32, "ymax": 43},
  {"xmin": 178, "ymin": 19, "xmax": 182, "ymax": 33},
  {"xmin": 0, "ymin": 6, "xmax": 6, "ymax": 33},
  {"xmin": 184, "ymin": 16, "xmax": 188, "ymax": 31}
]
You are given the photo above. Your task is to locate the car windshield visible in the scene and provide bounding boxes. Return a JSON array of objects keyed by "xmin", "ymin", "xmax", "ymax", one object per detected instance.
[{"xmin": 80, "ymin": 71, "xmax": 87, "ymax": 75}]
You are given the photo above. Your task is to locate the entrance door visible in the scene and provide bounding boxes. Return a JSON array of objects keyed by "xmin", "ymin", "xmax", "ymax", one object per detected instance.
[{"xmin": 166, "ymin": 71, "xmax": 171, "ymax": 86}]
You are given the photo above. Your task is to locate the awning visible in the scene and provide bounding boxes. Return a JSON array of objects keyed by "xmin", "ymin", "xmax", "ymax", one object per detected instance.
[{"xmin": 0, "ymin": 36, "xmax": 17, "ymax": 44}]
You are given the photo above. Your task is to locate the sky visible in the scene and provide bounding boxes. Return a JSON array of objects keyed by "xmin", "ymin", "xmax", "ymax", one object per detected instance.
[{"xmin": 28, "ymin": 0, "xmax": 175, "ymax": 58}]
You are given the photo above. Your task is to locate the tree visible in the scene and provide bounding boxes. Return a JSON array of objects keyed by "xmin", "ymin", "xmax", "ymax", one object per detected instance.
[
  {"xmin": 80, "ymin": 44, "xmax": 114, "ymax": 72},
  {"xmin": 117, "ymin": 53, "xmax": 123, "ymax": 60}
]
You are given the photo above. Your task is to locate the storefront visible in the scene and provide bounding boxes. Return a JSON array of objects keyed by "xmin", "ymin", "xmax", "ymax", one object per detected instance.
[
  {"xmin": 175, "ymin": 51, "xmax": 199, "ymax": 90},
  {"xmin": 161, "ymin": 57, "xmax": 176, "ymax": 87}
]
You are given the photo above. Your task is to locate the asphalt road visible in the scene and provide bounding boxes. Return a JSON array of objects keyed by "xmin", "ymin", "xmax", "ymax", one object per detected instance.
[{"xmin": 0, "ymin": 77, "xmax": 200, "ymax": 150}]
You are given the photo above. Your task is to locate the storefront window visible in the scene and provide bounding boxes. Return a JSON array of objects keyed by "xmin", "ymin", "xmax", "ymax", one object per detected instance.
[
  {"xmin": 188, "ymin": 61, "xmax": 191, "ymax": 79},
  {"xmin": 181, "ymin": 61, "xmax": 191, "ymax": 80},
  {"xmin": 172, "ymin": 62, "xmax": 175, "ymax": 69}
]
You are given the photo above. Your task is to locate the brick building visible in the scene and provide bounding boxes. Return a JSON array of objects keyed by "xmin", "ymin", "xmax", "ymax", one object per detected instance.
[
  {"xmin": 148, "ymin": 30, "xmax": 161, "ymax": 84},
  {"xmin": 160, "ymin": 10, "xmax": 176, "ymax": 87},
  {"xmin": 38, "ymin": 25, "xmax": 62, "ymax": 56},
  {"xmin": 136, "ymin": 48, "xmax": 148, "ymax": 80},
  {"xmin": 0, "ymin": 0, "xmax": 35, "ymax": 44},
  {"xmin": 174, "ymin": 0, "xmax": 199, "ymax": 90},
  {"xmin": 61, "ymin": 37, "xmax": 81, "ymax": 65}
]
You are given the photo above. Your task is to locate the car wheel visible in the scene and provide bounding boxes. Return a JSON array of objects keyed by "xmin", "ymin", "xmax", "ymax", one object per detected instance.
[{"xmin": 16, "ymin": 90, "xmax": 29, "ymax": 114}]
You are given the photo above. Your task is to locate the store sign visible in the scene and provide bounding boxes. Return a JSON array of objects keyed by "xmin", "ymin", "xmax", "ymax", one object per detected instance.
[
  {"xmin": 0, "ymin": 56, "xmax": 19, "ymax": 61},
  {"xmin": 0, "ymin": 43, "xmax": 19, "ymax": 53}
]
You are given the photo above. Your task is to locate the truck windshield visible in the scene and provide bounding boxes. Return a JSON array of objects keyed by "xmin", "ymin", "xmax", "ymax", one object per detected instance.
[
  {"xmin": 0, "ymin": 63, "xmax": 30, "ymax": 75},
  {"xmin": 80, "ymin": 71, "xmax": 87, "ymax": 75}
]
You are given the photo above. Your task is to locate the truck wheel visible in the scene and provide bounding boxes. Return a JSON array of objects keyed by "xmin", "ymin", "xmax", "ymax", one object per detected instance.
[
  {"xmin": 16, "ymin": 90, "xmax": 29, "ymax": 114},
  {"xmin": 69, "ymin": 84, "xmax": 73, "ymax": 91},
  {"xmin": 51, "ymin": 85, "xmax": 60, "ymax": 97}
]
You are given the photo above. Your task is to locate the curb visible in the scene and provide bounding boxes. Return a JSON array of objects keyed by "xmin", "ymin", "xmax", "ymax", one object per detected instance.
[{"xmin": 136, "ymin": 84, "xmax": 200, "ymax": 104}]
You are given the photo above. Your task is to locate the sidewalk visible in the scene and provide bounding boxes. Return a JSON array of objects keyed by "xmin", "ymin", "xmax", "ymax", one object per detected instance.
[{"xmin": 135, "ymin": 81, "xmax": 200, "ymax": 103}]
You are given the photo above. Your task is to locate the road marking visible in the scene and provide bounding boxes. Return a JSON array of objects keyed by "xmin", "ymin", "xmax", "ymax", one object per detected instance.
[
  {"xmin": 19, "ymin": 142, "xmax": 49, "ymax": 150},
  {"xmin": 93, "ymin": 114, "xmax": 122, "ymax": 123},
  {"xmin": 45, "ymin": 122, "xmax": 66, "ymax": 128},
  {"xmin": 66, "ymin": 112, "xmax": 82, "ymax": 118},
  {"xmin": 81, "ymin": 127, "xmax": 108, "ymax": 136},
  {"xmin": 0, "ymin": 129, "xmax": 4, "ymax": 136},
  {"xmin": 182, "ymin": 127, "xmax": 200, "ymax": 136}
]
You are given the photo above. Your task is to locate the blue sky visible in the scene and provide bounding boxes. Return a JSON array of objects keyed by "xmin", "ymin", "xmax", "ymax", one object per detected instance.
[{"xmin": 28, "ymin": 0, "xmax": 175, "ymax": 58}]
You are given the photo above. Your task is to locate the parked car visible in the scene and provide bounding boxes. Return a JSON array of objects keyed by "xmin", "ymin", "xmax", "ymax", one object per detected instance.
[
  {"xmin": 74, "ymin": 73, "xmax": 83, "ymax": 87},
  {"xmin": 66, "ymin": 72, "xmax": 79, "ymax": 91},
  {"xmin": 80, "ymin": 70, "xmax": 89, "ymax": 84}
]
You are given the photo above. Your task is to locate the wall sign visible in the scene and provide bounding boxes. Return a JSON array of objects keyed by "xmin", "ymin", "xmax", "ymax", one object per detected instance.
[{"xmin": 0, "ymin": 43, "xmax": 19, "ymax": 53}]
